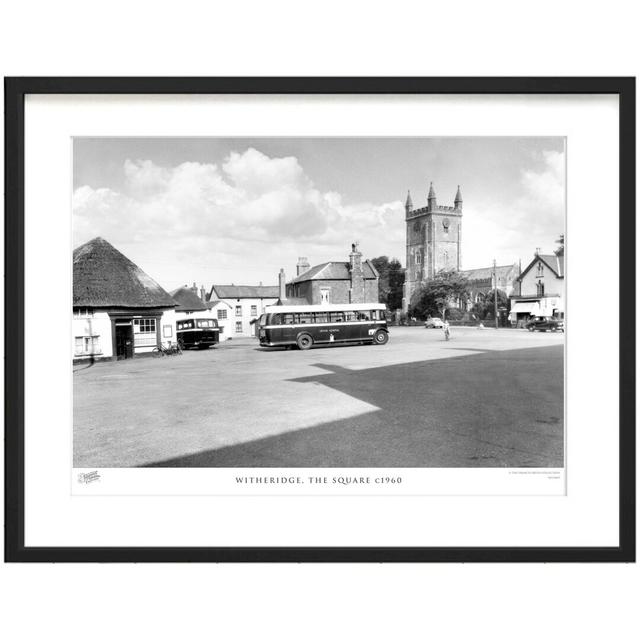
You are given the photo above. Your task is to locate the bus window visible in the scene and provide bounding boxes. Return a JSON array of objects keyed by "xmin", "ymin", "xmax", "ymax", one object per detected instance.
[
  {"xmin": 197, "ymin": 319, "xmax": 215, "ymax": 328},
  {"xmin": 283, "ymin": 313, "xmax": 297, "ymax": 325},
  {"xmin": 313, "ymin": 312, "xmax": 328, "ymax": 323},
  {"xmin": 329, "ymin": 312, "xmax": 345, "ymax": 322},
  {"xmin": 344, "ymin": 311, "xmax": 357, "ymax": 322},
  {"xmin": 357, "ymin": 311, "xmax": 371, "ymax": 321},
  {"xmin": 298, "ymin": 313, "xmax": 313, "ymax": 324}
]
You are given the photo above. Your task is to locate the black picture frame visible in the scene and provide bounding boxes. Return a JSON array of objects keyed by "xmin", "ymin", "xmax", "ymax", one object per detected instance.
[{"xmin": 4, "ymin": 77, "xmax": 635, "ymax": 563}]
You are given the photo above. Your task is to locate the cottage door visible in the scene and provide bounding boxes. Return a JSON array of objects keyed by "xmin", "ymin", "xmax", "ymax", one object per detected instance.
[{"xmin": 115, "ymin": 324, "xmax": 134, "ymax": 359}]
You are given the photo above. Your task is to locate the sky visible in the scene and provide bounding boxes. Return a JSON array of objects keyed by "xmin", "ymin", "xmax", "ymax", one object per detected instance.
[{"xmin": 73, "ymin": 137, "xmax": 565, "ymax": 291}]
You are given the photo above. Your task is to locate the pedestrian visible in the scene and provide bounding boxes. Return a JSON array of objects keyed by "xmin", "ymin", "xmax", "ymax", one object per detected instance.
[{"xmin": 443, "ymin": 319, "xmax": 450, "ymax": 341}]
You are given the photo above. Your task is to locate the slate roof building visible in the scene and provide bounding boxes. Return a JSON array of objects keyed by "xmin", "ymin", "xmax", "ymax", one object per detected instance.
[
  {"xmin": 282, "ymin": 243, "xmax": 380, "ymax": 306},
  {"xmin": 208, "ymin": 283, "xmax": 280, "ymax": 338},
  {"xmin": 509, "ymin": 250, "xmax": 565, "ymax": 326},
  {"xmin": 73, "ymin": 237, "xmax": 177, "ymax": 360}
]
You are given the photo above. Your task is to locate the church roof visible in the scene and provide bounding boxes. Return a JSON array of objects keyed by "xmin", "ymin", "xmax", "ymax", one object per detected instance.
[
  {"xmin": 461, "ymin": 264, "xmax": 519, "ymax": 282},
  {"xmin": 73, "ymin": 237, "xmax": 177, "ymax": 309},
  {"xmin": 289, "ymin": 260, "xmax": 378, "ymax": 284},
  {"xmin": 170, "ymin": 286, "xmax": 208, "ymax": 312}
]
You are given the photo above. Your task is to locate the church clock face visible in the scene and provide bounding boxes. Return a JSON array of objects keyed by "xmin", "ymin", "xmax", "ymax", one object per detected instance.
[{"xmin": 442, "ymin": 218, "xmax": 450, "ymax": 232}]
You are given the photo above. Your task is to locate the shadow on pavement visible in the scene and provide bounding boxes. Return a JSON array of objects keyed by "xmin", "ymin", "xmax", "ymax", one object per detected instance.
[{"xmin": 143, "ymin": 345, "xmax": 564, "ymax": 468}]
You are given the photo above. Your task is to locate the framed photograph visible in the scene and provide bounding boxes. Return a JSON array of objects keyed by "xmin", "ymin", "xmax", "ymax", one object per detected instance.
[{"xmin": 5, "ymin": 77, "xmax": 635, "ymax": 562}]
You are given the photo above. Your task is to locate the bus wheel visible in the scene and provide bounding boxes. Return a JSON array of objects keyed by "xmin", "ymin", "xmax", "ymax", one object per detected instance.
[
  {"xmin": 374, "ymin": 330, "xmax": 389, "ymax": 345},
  {"xmin": 297, "ymin": 334, "xmax": 313, "ymax": 350}
]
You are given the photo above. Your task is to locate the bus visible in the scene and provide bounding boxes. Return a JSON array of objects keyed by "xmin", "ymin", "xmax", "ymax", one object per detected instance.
[
  {"xmin": 176, "ymin": 316, "xmax": 221, "ymax": 349},
  {"xmin": 259, "ymin": 303, "xmax": 389, "ymax": 350}
]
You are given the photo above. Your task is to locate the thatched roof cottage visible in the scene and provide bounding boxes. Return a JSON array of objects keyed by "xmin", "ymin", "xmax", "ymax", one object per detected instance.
[{"xmin": 73, "ymin": 237, "xmax": 176, "ymax": 360}]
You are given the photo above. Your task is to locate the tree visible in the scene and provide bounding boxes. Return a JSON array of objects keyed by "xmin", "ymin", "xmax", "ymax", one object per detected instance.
[
  {"xmin": 555, "ymin": 234, "xmax": 565, "ymax": 256},
  {"xmin": 371, "ymin": 256, "xmax": 405, "ymax": 311},
  {"xmin": 471, "ymin": 289, "xmax": 510, "ymax": 321},
  {"xmin": 410, "ymin": 269, "xmax": 470, "ymax": 320}
]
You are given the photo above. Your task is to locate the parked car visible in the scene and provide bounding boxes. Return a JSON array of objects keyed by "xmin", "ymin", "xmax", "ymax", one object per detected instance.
[
  {"xmin": 525, "ymin": 316, "xmax": 564, "ymax": 332},
  {"xmin": 424, "ymin": 317, "xmax": 444, "ymax": 329}
]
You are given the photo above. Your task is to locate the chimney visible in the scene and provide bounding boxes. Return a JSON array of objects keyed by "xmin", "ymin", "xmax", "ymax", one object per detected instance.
[
  {"xmin": 199, "ymin": 285, "xmax": 206, "ymax": 301},
  {"xmin": 278, "ymin": 268, "xmax": 287, "ymax": 301},
  {"xmin": 535, "ymin": 247, "xmax": 541, "ymax": 256},
  {"xmin": 297, "ymin": 257, "xmax": 310, "ymax": 276},
  {"xmin": 191, "ymin": 281, "xmax": 198, "ymax": 295},
  {"xmin": 349, "ymin": 242, "xmax": 364, "ymax": 303}
]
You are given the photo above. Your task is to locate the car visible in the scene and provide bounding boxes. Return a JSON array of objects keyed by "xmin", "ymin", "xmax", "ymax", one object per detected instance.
[
  {"xmin": 525, "ymin": 316, "xmax": 564, "ymax": 332},
  {"xmin": 424, "ymin": 317, "xmax": 444, "ymax": 329}
]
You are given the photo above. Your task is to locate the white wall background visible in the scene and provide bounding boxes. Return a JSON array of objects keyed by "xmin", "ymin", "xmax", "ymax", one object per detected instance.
[{"xmin": 1, "ymin": 2, "xmax": 638, "ymax": 640}]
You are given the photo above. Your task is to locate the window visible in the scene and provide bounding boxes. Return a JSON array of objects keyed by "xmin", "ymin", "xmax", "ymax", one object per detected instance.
[
  {"xmin": 197, "ymin": 319, "xmax": 216, "ymax": 328},
  {"xmin": 313, "ymin": 312, "xmax": 328, "ymax": 323},
  {"xmin": 344, "ymin": 311, "xmax": 357, "ymax": 322},
  {"xmin": 250, "ymin": 305, "xmax": 257, "ymax": 317},
  {"xmin": 356, "ymin": 311, "xmax": 372, "ymax": 321},
  {"xmin": 177, "ymin": 319, "xmax": 194, "ymax": 330},
  {"xmin": 134, "ymin": 318, "xmax": 156, "ymax": 333},
  {"xmin": 133, "ymin": 318, "xmax": 157, "ymax": 347},
  {"xmin": 74, "ymin": 335, "xmax": 101, "ymax": 355},
  {"xmin": 537, "ymin": 262, "xmax": 544, "ymax": 276},
  {"xmin": 235, "ymin": 321, "xmax": 243, "ymax": 333},
  {"xmin": 283, "ymin": 313, "xmax": 298, "ymax": 325},
  {"xmin": 73, "ymin": 307, "xmax": 94, "ymax": 318},
  {"xmin": 235, "ymin": 305, "xmax": 242, "ymax": 317},
  {"xmin": 415, "ymin": 251, "xmax": 422, "ymax": 265},
  {"xmin": 537, "ymin": 282, "xmax": 545, "ymax": 296},
  {"xmin": 329, "ymin": 312, "xmax": 345, "ymax": 323},
  {"xmin": 320, "ymin": 288, "xmax": 330, "ymax": 304},
  {"xmin": 217, "ymin": 309, "xmax": 227, "ymax": 320},
  {"xmin": 162, "ymin": 325, "xmax": 173, "ymax": 338},
  {"xmin": 298, "ymin": 313, "xmax": 313, "ymax": 324}
]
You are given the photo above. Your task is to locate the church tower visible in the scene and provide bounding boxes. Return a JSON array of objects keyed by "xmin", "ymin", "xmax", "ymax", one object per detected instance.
[{"xmin": 402, "ymin": 183, "xmax": 463, "ymax": 312}]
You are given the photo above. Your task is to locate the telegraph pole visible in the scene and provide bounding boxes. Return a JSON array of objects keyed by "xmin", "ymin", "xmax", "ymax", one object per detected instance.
[{"xmin": 493, "ymin": 259, "xmax": 499, "ymax": 329}]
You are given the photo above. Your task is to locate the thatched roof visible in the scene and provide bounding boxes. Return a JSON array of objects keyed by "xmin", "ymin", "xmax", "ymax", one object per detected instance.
[
  {"xmin": 73, "ymin": 237, "xmax": 177, "ymax": 309},
  {"xmin": 170, "ymin": 286, "xmax": 208, "ymax": 312}
]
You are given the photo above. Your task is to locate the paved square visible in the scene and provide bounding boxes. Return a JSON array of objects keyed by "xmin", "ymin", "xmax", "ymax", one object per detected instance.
[{"xmin": 73, "ymin": 327, "xmax": 564, "ymax": 467}]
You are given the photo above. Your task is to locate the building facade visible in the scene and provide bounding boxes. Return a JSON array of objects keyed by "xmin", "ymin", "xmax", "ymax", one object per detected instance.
[
  {"xmin": 461, "ymin": 263, "xmax": 521, "ymax": 306},
  {"xmin": 282, "ymin": 243, "xmax": 379, "ymax": 305},
  {"xmin": 509, "ymin": 252, "xmax": 564, "ymax": 326},
  {"xmin": 208, "ymin": 284, "xmax": 279, "ymax": 337},
  {"xmin": 403, "ymin": 183, "xmax": 463, "ymax": 312},
  {"xmin": 73, "ymin": 237, "xmax": 177, "ymax": 361}
]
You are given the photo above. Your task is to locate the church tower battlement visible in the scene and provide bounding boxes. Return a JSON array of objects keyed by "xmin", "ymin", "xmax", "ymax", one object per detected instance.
[{"xmin": 402, "ymin": 182, "xmax": 463, "ymax": 312}]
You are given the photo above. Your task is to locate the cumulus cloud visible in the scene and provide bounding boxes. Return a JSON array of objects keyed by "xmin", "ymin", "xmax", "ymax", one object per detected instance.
[
  {"xmin": 73, "ymin": 148, "xmax": 405, "ymax": 287},
  {"xmin": 462, "ymin": 149, "xmax": 565, "ymax": 268}
]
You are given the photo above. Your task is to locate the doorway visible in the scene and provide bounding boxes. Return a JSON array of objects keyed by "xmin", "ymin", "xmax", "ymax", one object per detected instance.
[{"xmin": 115, "ymin": 324, "xmax": 134, "ymax": 359}]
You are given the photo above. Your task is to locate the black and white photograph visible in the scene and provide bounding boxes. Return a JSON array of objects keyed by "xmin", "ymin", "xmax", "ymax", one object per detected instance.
[{"xmin": 72, "ymin": 136, "xmax": 565, "ymax": 471}]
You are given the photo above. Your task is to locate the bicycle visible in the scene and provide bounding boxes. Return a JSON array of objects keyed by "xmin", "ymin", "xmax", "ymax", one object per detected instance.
[{"xmin": 152, "ymin": 341, "xmax": 183, "ymax": 357}]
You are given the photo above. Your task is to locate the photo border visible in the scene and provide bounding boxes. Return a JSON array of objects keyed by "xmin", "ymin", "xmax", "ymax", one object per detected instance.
[{"xmin": 4, "ymin": 77, "xmax": 635, "ymax": 562}]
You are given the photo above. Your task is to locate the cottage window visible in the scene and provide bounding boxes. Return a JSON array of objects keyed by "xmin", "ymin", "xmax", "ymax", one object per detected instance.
[
  {"xmin": 217, "ymin": 309, "xmax": 227, "ymax": 320},
  {"xmin": 235, "ymin": 305, "xmax": 242, "ymax": 317},
  {"xmin": 537, "ymin": 282, "xmax": 545, "ymax": 296},
  {"xmin": 250, "ymin": 305, "xmax": 257, "ymax": 317},
  {"xmin": 235, "ymin": 321, "xmax": 243, "ymax": 333},
  {"xmin": 133, "ymin": 318, "xmax": 157, "ymax": 347},
  {"xmin": 537, "ymin": 262, "xmax": 544, "ymax": 277},
  {"xmin": 162, "ymin": 325, "xmax": 173, "ymax": 338},
  {"xmin": 74, "ymin": 335, "xmax": 101, "ymax": 356}
]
